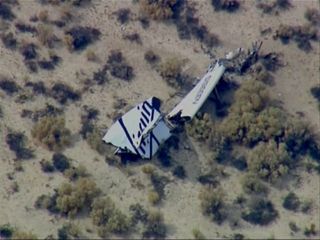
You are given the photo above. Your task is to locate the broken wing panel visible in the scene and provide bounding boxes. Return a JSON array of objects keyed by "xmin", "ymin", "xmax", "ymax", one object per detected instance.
[
  {"xmin": 167, "ymin": 61, "xmax": 225, "ymax": 120},
  {"xmin": 102, "ymin": 97, "xmax": 161, "ymax": 154},
  {"xmin": 137, "ymin": 119, "xmax": 172, "ymax": 159}
]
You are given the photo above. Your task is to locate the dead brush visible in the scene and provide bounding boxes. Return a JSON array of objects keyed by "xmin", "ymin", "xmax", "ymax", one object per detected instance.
[{"xmin": 31, "ymin": 116, "xmax": 72, "ymax": 151}]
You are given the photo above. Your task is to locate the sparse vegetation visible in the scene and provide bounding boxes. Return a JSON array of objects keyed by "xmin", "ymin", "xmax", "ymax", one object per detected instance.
[
  {"xmin": 139, "ymin": 0, "xmax": 179, "ymax": 21},
  {"xmin": 115, "ymin": 8, "xmax": 130, "ymax": 24},
  {"xmin": 305, "ymin": 8, "xmax": 320, "ymax": 26},
  {"xmin": 11, "ymin": 231, "xmax": 38, "ymax": 240},
  {"xmin": 57, "ymin": 222, "xmax": 83, "ymax": 240},
  {"xmin": 192, "ymin": 228, "xmax": 206, "ymax": 239},
  {"xmin": 0, "ymin": 76, "xmax": 19, "ymax": 95},
  {"xmin": 90, "ymin": 197, "xmax": 131, "ymax": 236},
  {"xmin": 20, "ymin": 42, "xmax": 38, "ymax": 60},
  {"xmin": 0, "ymin": 2, "xmax": 15, "ymax": 20},
  {"xmin": 0, "ymin": 224, "xmax": 14, "ymax": 238},
  {"xmin": 199, "ymin": 186, "xmax": 226, "ymax": 224},
  {"xmin": 256, "ymin": 0, "xmax": 291, "ymax": 14},
  {"xmin": 158, "ymin": 57, "xmax": 185, "ymax": 88},
  {"xmin": 50, "ymin": 83, "xmax": 80, "ymax": 104},
  {"xmin": 148, "ymin": 190, "xmax": 160, "ymax": 205},
  {"xmin": 123, "ymin": 32, "xmax": 142, "ymax": 45},
  {"xmin": 31, "ymin": 116, "xmax": 72, "ymax": 151},
  {"xmin": 142, "ymin": 210, "xmax": 167, "ymax": 238},
  {"xmin": 144, "ymin": 50, "xmax": 160, "ymax": 65},
  {"xmin": 107, "ymin": 50, "xmax": 134, "ymax": 81},
  {"xmin": 283, "ymin": 192, "xmax": 300, "ymax": 211},
  {"xmin": 55, "ymin": 178, "xmax": 100, "ymax": 218},
  {"xmin": 242, "ymin": 198, "xmax": 278, "ymax": 225},
  {"xmin": 6, "ymin": 132, "xmax": 34, "ymax": 159},
  {"xmin": 274, "ymin": 24, "xmax": 318, "ymax": 52},
  {"xmin": 241, "ymin": 174, "xmax": 268, "ymax": 195},
  {"xmin": 86, "ymin": 127, "xmax": 110, "ymax": 155},
  {"xmin": 1, "ymin": 32, "xmax": 17, "ymax": 49},
  {"xmin": 52, "ymin": 153, "xmax": 71, "ymax": 172},
  {"xmin": 65, "ymin": 26, "xmax": 100, "ymax": 51},
  {"xmin": 211, "ymin": 0, "xmax": 240, "ymax": 12}
]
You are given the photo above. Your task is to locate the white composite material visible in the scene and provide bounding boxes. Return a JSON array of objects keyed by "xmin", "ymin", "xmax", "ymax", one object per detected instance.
[
  {"xmin": 102, "ymin": 97, "xmax": 171, "ymax": 159},
  {"xmin": 167, "ymin": 61, "xmax": 226, "ymax": 120}
]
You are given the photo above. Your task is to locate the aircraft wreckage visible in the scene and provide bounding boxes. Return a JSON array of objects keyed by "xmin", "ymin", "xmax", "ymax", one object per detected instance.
[{"xmin": 103, "ymin": 42, "xmax": 263, "ymax": 159}]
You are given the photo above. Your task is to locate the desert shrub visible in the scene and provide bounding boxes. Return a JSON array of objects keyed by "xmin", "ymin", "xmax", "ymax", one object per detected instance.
[
  {"xmin": 310, "ymin": 85, "xmax": 320, "ymax": 102},
  {"xmin": 186, "ymin": 113, "xmax": 211, "ymax": 141},
  {"xmin": 86, "ymin": 49, "xmax": 98, "ymax": 61},
  {"xmin": 1, "ymin": 32, "xmax": 17, "ymax": 49},
  {"xmin": 148, "ymin": 190, "xmax": 160, "ymax": 205},
  {"xmin": 40, "ymin": 159, "xmax": 55, "ymax": 172},
  {"xmin": 0, "ymin": 2, "xmax": 15, "ymax": 20},
  {"xmin": 211, "ymin": 0, "xmax": 240, "ymax": 12},
  {"xmin": 158, "ymin": 57, "xmax": 185, "ymax": 88},
  {"xmin": 219, "ymin": 80, "xmax": 290, "ymax": 146},
  {"xmin": 6, "ymin": 132, "xmax": 34, "ymax": 159},
  {"xmin": 91, "ymin": 197, "xmax": 131, "ymax": 236},
  {"xmin": 301, "ymin": 200, "xmax": 313, "ymax": 213},
  {"xmin": 142, "ymin": 210, "xmax": 167, "ymax": 238},
  {"xmin": 0, "ymin": 77, "xmax": 19, "ymax": 95},
  {"xmin": 115, "ymin": 8, "xmax": 130, "ymax": 24},
  {"xmin": 241, "ymin": 174, "xmax": 268, "ymax": 195},
  {"xmin": 0, "ymin": 224, "xmax": 14, "ymax": 238},
  {"xmin": 52, "ymin": 153, "xmax": 70, "ymax": 172},
  {"xmin": 64, "ymin": 165, "xmax": 88, "ymax": 181},
  {"xmin": 20, "ymin": 42, "xmax": 38, "ymax": 60},
  {"xmin": 282, "ymin": 192, "xmax": 300, "ymax": 211},
  {"xmin": 34, "ymin": 194, "xmax": 57, "ymax": 212},
  {"xmin": 57, "ymin": 222, "xmax": 83, "ymax": 240},
  {"xmin": 129, "ymin": 203, "xmax": 148, "ymax": 225},
  {"xmin": 15, "ymin": 21, "xmax": 37, "ymax": 33},
  {"xmin": 24, "ymin": 60, "xmax": 38, "ymax": 72},
  {"xmin": 56, "ymin": 178, "xmax": 100, "ymax": 218},
  {"xmin": 305, "ymin": 8, "xmax": 320, "ymax": 26},
  {"xmin": 123, "ymin": 32, "xmax": 142, "ymax": 45},
  {"xmin": 199, "ymin": 186, "xmax": 226, "ymax": 224},
  {"xmin": 192, "ymin": 228, "xmax": 206, "ymax": 240},
  {"xmin": 65, "ymin": 26, "xmax": 100, "ymax": 51},
  {"xmin": 282, "ymin": 120, "xmax": 315, "ymax": 158},
  {"xmin": 139, "ymin": 0, "xmax": 179, "ymax": 21},
  {"xmin": 37, "ymin": 24, "xmax": 59, "ymax": 48},
  {"xmin": 31, "ymin": 116, "xmax": 72, "ymax": 151},
  {"xmin": 259, "ymin": 52, "xmax": 283, "ymax": 72},
  {"xmin": 274, "ymin": 24, "xmax": 318, "ymax": 52},
  {"xmin": 150, "ymin": 173, "xmax": 168, "ymax": 201},
  {"xmin": 30, "ymin": 104, "xmax": 63, "ymax": 122},
  {"xmin": 86, "ymin": 127, "xmax": 110, "ymax": 155},
  {"xmin": 289, "ymin": 221, "xmax": 299, "ymax": 232},
  {"xmin": 25, "ymin": 81, "xmax": 47, "ymax": 95},
  {"xmin": 172, "ymin": 165, "xmax": 186, "ymax": 179},
  {"xmin": 242, "ymin": 198, "xmax": 278, "ymax": 225},
  {"xmin": 144, "ymin": 50, "xmax": 160, "ymax": 65},
  {"xmin": 50, "ymin": 83, "xmax": 80, "ymax": 104},
  {"xmin": 256, "ymin": 0, "xmax": 291, "ymax": 14},
  {"xmin": 80, "ymin": 106, "xmax": 99, "ymax": 139},
  {"xmin": 107, "ymin": 50, "xmax": 134, "ymax": 81},
  {"xmin": 304, "ymin": 223, "xmax": 317, "ymax": 236},
  {"xmin": 11, "ymin": 231, "xmax": 38, "ymax": 240},
  {"xmin": 248, "ymin": 140, "xmax": 290, "ymax": 182},
  {"xmin": 0, "ymin": 105, "xmax": 3, "ymax": 118},
  {"xmin": 92, "ymin": 65, "xmax": 108, "ymax": 85}
]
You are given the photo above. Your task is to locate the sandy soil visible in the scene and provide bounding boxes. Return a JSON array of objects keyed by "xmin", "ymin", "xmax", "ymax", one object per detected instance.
[{"xmin": 0, "ymin": 0, "xmax": 319, "ymax": 239}]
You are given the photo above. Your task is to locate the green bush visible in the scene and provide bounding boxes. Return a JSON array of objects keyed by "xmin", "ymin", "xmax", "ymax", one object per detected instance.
[
  {"xmin": 31, "ymin": 116, "xmax": 71, "ymax": 151},
  {"xmin": 86, "ymin": 127, "xmax": 110, "ymax": 155},
  {"xmin": 63, "ymin": 164, "xmax": 88, "ymax": 181},
  {"xmin": 199, "ymin": 186, "xmax": 226, "ymax": 224},
  {"xmin": 248, "ymin": 140, "xmax": 290, "ymax": 182}
]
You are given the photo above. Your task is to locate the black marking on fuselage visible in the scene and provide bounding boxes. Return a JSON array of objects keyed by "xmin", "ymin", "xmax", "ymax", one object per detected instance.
[{"xmin": 118, "ymin": 118, "xmax": 140, "ymax": 156}]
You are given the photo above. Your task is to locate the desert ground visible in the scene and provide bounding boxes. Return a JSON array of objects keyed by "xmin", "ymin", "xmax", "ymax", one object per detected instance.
[{"xmin": 0, "ymin": 0, "xmax": 319, "ymax": 239}]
